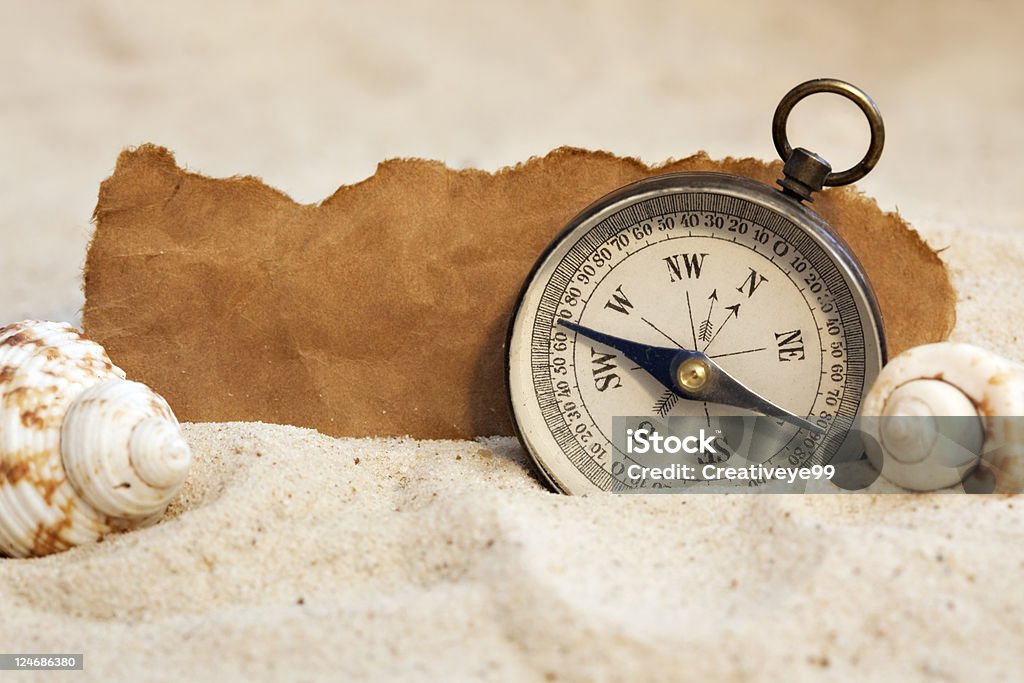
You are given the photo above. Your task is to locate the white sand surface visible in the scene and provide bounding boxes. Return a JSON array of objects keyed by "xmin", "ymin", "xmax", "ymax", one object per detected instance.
[
  {"xmin": 2, "ymin": 2, "xmax": 1024, "ymax": 681},
  {"xmin": 3, "ymin": 229, "xmax": 1023, "ymax": 682}
]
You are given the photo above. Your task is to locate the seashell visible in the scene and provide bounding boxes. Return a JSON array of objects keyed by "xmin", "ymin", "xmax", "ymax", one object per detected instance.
[
  {"xmin": 0, "ymin": 320, "xmax": 191, "ymax": 558},
  {"xmin": 861, "ymin": 342, "xmax": 1024, "ymax": 492}
]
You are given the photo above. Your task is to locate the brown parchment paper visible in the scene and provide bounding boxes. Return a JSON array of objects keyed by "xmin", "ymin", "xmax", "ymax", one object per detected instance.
[{"xmin": 83, "ymin": 145, "xmax": 955, "ymax": 438}]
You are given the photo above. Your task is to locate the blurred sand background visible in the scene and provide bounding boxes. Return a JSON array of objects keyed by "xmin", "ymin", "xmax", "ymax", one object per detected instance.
[
  {"xmin": 2, "ymin": 1, "xmax": 1023, "ymax": 324},
  {"xmin": 2, "ymin": 1, "xmax": 1024, "ymax": 682}
]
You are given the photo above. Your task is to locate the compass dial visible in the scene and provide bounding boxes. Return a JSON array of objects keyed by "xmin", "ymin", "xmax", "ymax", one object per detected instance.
[{"xmin": 507, "ymin": 173, "xmax": 885, "ymax": 494}]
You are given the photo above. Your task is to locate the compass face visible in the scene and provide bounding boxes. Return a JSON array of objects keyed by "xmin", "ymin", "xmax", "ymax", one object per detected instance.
[{"xmin": 507, "ymin": 173, "xmax": 885, "ymax": 494}]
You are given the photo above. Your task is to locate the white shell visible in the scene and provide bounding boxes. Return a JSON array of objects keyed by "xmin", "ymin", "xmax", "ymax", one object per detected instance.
[
  {"xmin": 0, "ymin": 321, "xmax": 191, "ymax": 557},
  {"xmin": 861, "ymin": 342, "xmax": 1024, "ymax": 492}
]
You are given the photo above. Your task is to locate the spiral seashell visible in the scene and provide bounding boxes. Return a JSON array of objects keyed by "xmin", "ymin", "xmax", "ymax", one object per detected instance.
[
  {"xmin": 0, "ymin": 321, "xmax": 191, "ymax": 558},
  {"xmin": 861, "ymin": 342, "xmax": 1024, "ymax": 492}
]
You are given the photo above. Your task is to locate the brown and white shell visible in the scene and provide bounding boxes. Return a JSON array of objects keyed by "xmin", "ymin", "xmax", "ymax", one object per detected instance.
[
  {"xmin": 862, "ymin": 342, "xmax": 1024, "ymax": 493},
  {"xmin": 0, "ymin": 321, "xmax": 191, "ymax": 558}
]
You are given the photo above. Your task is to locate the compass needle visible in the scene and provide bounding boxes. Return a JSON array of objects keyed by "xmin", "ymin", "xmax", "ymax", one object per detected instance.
[
  {"xmin": 703, "ymin": 359, "xmax": 827, "ymax": 436},
  {"xmin": 557, "ymin": 319, "xmax": 693, "ymax": 393},
  {"xmin": 558, "ymin": 320, "xmax": 824, "ymax": 434}
]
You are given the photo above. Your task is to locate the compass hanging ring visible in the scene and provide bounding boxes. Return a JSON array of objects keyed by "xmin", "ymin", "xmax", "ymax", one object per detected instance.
[{"xmin": 772, "ymin": 78, "xmax": 885, "ymax": 192}]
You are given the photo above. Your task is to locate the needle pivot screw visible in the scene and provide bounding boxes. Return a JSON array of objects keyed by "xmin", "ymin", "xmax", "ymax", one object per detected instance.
[{"xmin": 676, "ymin": 357, "xmax": 710, "ymax": 392}]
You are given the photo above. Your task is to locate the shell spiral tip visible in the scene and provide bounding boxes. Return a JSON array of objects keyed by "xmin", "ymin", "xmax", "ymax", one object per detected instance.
[{"xmin": 131, "ymin": 416, "xmax": 192, "ymax": 489}]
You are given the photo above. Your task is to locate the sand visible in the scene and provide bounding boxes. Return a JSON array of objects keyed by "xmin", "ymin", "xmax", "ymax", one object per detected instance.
[
  {"xmin": 3, "ymin": 228, "xmax": 1023, "ymax": 682},
  {"xmin": 3, "ymin": 2, "xmax": 1024, "ymax": 681}
]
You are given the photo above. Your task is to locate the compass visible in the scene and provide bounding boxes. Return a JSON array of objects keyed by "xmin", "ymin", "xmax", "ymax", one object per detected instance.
[{"xmin": 506, "ymin": 79, "xmax": 887, "ymax": 494}]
